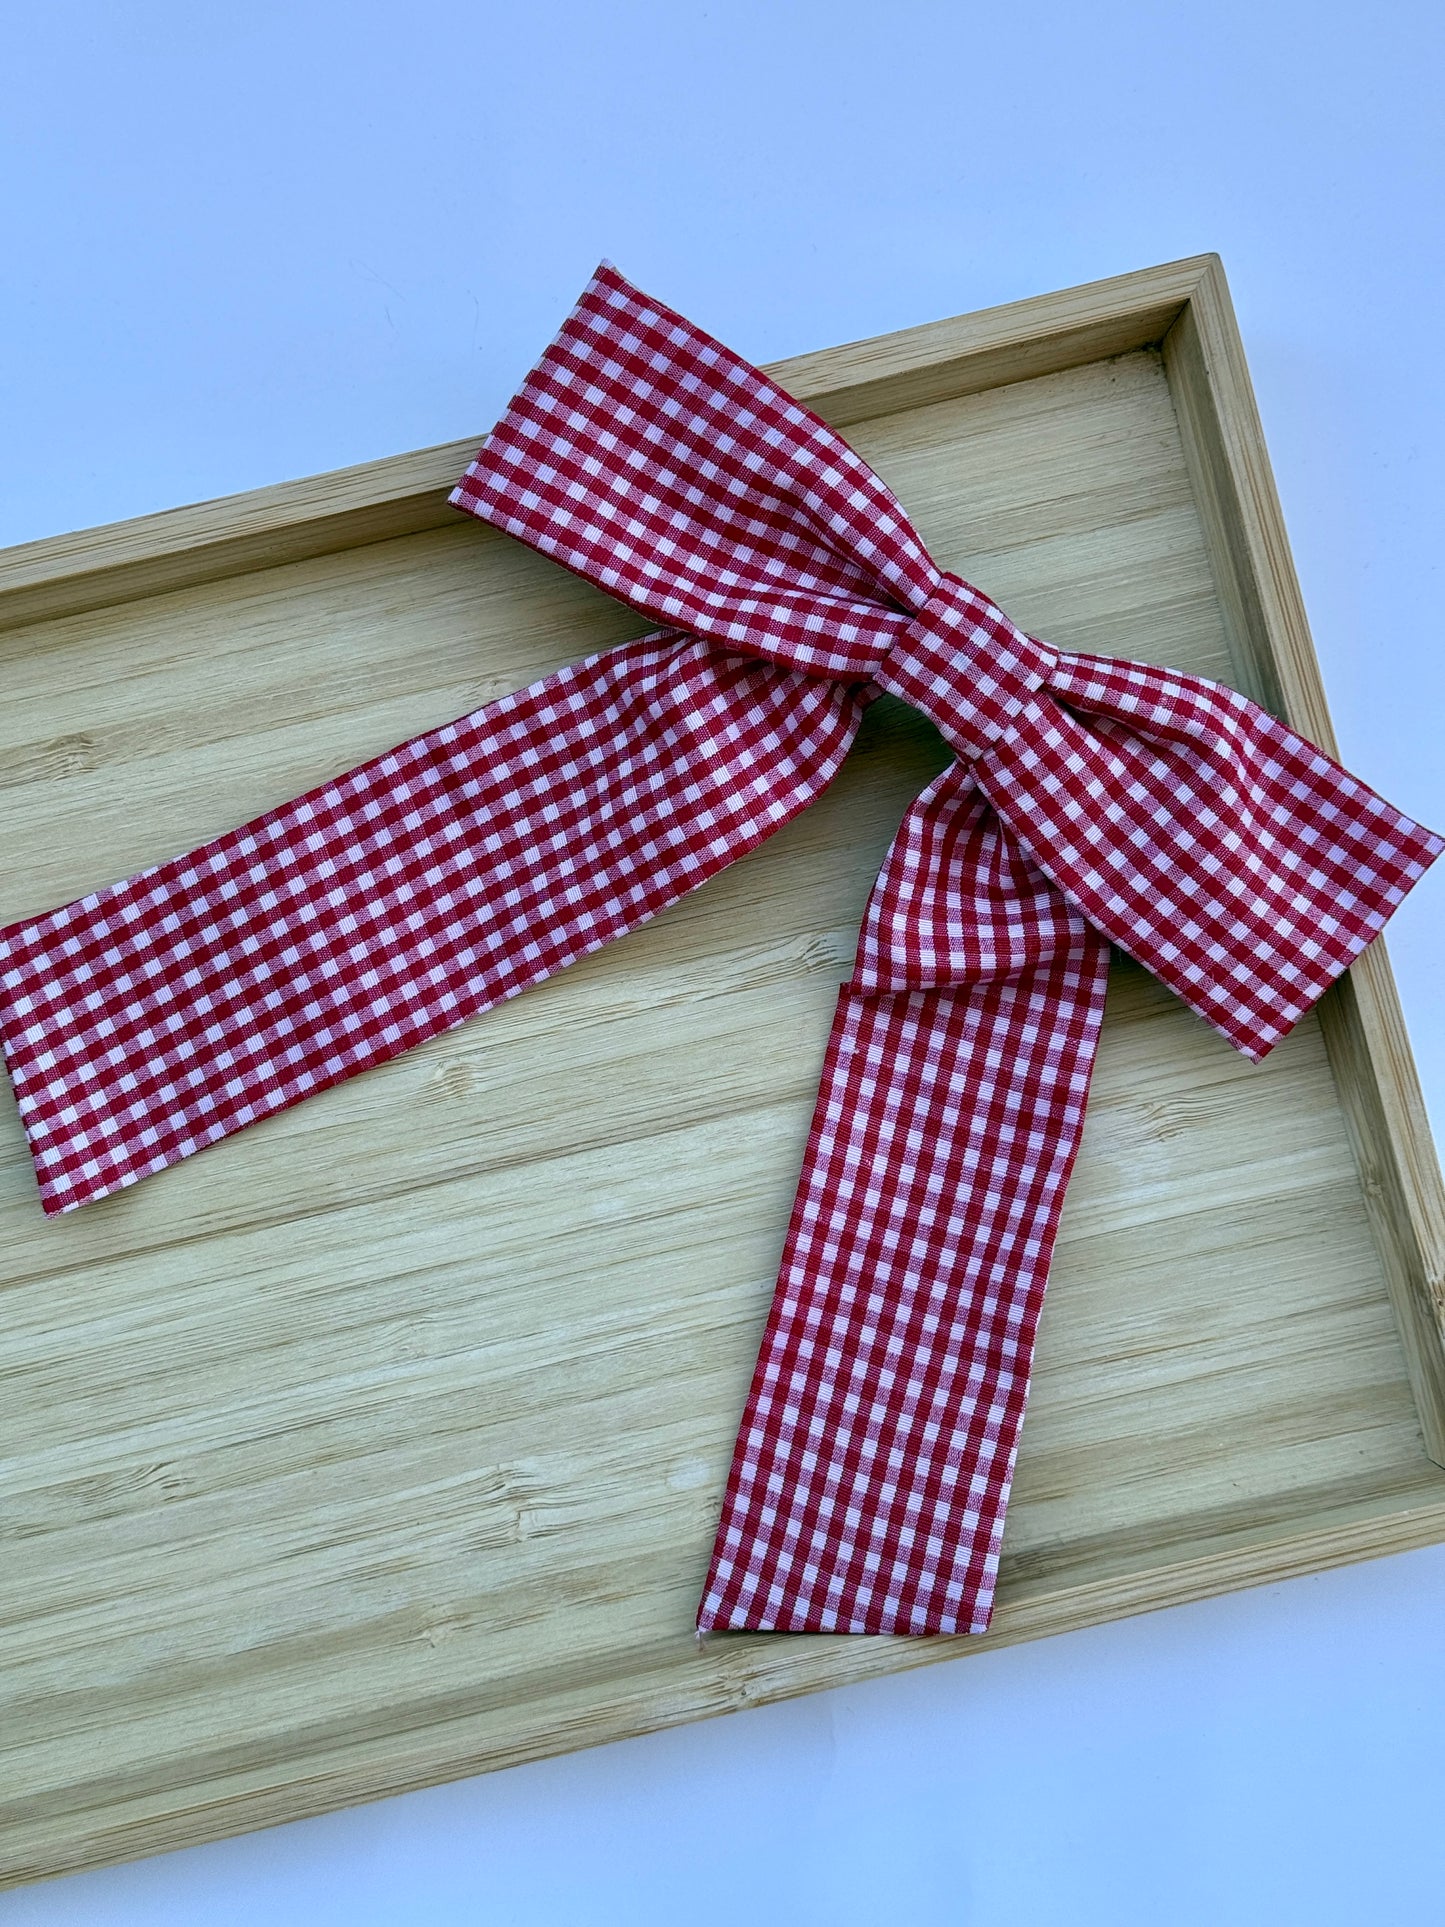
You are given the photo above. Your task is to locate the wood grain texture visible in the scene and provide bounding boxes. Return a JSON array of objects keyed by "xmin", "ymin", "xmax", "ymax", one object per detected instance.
[
  {"xmin": 2, "ymin": 259, "xmax": 1443, "ymax": 1888},
  {"xmin": 1161, "ymin": 266, "xmax": 1445, "ymax": 1461}
]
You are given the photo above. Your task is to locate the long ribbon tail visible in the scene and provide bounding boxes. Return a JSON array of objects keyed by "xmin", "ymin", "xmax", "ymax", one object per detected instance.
[
  {"xmin": 698, "ymin": 768, "xmax": 1111, "ymax": 1634},
  {"xmin": 0, "ymin": 634, "xmax": 866, "ymax": 1215}
]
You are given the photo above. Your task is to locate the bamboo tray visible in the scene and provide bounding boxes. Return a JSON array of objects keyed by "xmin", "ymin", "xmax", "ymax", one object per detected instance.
[{"xmin": 2, "ymin": 256, "xmax": 1443, "ymax": 1888}]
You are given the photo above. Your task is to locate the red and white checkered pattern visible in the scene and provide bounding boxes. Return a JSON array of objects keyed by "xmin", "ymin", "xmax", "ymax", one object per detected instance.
[
  {"xmin": 699, "ymin": 770, "xmax": 1110, "ymax": 1632},
  {"xmin": 1, "ymin": 262, "xmax": 1439, "ymax": 1637},
  {"xmin": 0, "ymin": 639, "xmax": 865, "ymax": 1214}
]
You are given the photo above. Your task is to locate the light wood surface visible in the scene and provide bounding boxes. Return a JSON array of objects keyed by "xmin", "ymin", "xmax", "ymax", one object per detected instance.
[{"xmin": 2, "ymin": 257, "xmax": 1442, "ymax": 1888}]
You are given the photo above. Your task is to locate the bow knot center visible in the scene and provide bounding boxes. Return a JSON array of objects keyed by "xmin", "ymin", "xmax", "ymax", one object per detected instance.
[{"xmin": 875, "ymin": 574, "xmax": 1057, "ymax": 758}]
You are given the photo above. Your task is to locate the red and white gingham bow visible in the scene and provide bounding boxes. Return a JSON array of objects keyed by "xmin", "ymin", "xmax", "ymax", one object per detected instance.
[{"xmin": 1, "ymin": 265, "xmax": 1439, "ymax": 1635}]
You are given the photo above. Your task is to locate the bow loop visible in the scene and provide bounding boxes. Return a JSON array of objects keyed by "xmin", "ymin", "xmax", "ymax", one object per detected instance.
[
  {"xmin": 973, "ymin": 648, "xmax": 1440, "ymax": 1060},
  {"xmin": 875, "ymin": 573, "xmax": 1057, "ymax": 757}
]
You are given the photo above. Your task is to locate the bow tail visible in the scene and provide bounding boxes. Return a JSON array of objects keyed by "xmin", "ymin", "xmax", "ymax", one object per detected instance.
[
  {"xmin": 0, "ymin": 636, "xmax": 865, "ymax": 1215},
  {"xmin": 697, "ymin": 653, "xmax": 1443, "ymax": 1636},
  {"xmin": 981, "ymin": 652, "xmax": 1444, "ymax": 1062},
  {"xmin": 698, "ymin": 767, "xmax": 1111, "ymax": 1634}
]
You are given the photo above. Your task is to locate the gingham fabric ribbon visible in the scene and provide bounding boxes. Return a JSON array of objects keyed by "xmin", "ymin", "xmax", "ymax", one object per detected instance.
[{"xmin": 1, "ymin": 267, "xmax": 1439, "ymax": 1636}]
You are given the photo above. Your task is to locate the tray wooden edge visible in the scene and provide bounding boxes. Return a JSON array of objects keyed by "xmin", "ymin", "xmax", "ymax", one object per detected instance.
[
  {"xmin": 13, "ymin": 1495, "xmax": 1445, "ymax": 1891},
  {"xmin": 1161, "ymin": 262, "xmax": 1445, "ymax": 1464},
  {"xmin": 0, "ymin": 255, "xmax": 1219, "ymax": 632}
]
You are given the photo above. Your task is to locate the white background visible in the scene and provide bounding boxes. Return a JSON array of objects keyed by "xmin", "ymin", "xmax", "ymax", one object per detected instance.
[{"xmin": 4, "ymin": 4, "xmax": 1443, "ymax": 1920}]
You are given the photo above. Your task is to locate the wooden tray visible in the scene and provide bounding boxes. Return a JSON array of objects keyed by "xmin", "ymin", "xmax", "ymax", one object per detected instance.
[{"xmin": 3, "ymin": 256, "xmax": 1443, "ymax": 1888}]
